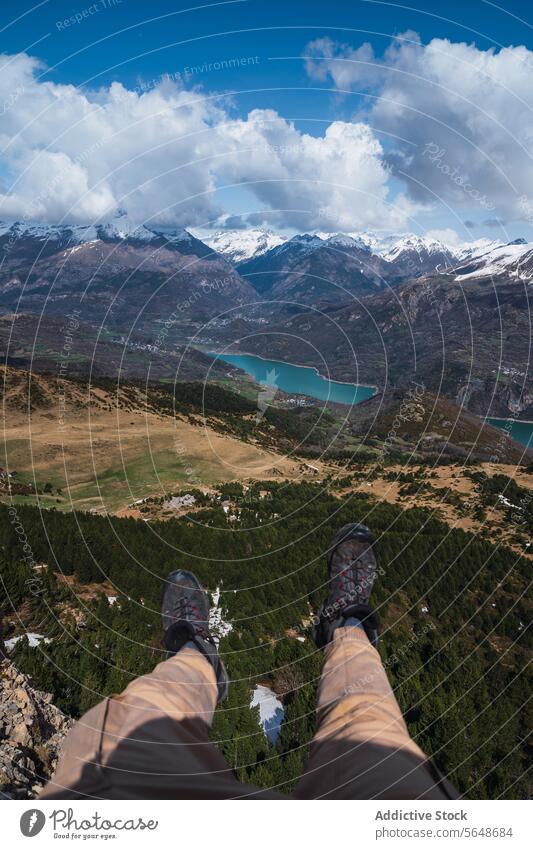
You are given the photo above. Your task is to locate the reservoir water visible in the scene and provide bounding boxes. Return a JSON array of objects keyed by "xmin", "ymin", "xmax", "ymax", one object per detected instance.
[
  {"xmin": 210, "ymin": 352, "xmax": 376, "ymax": 406},
  {"xmin": 210, "ymin": 352, "xmax": 533, "ymax": 447},
  {"xmin": 485, "ymin": 418, "xmax": 533, "ymax": 449}
]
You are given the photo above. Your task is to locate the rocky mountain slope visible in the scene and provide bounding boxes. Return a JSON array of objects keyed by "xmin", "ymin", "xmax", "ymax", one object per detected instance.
[
  {"xmin": 227, "ymin": 272, "xmax": 533, "ymax": 421},
  {"xmin": 0, "ymin": 224, "xmax": 257, "ymax": 330},
  {"xmin": 0, "ymin": 659, "xmax": 71, "ymax": 799},
  {"xmin": 236, "ymin": 233, "xmax": 397, "ymax": 303}
]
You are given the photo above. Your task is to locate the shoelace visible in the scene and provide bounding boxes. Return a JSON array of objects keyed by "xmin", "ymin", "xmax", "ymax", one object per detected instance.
[
  {"xmin": 170, "ymin": 593, "xmax": 210, "ymax": 638},
  {"xmin": 332, "ymin": 550, "xmax": 372, "ymax": 605}
]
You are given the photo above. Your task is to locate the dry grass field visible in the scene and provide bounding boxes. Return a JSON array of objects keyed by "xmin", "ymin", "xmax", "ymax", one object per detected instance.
[{"xmin": 0, "ymin": 366, "xmax": 327, "ymax": 512}]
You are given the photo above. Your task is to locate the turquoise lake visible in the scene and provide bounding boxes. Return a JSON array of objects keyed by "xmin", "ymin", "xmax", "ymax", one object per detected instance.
[
  {"xmin": 210, "ymin": 352, "xmax": 533, "ymax": 446},
  {"xmin": 486, "ymin": 418, "xmax": 533, "ymax": 449},
  {"xmin": 210, "ymin": 352, "xmax": 376, "ymax": 406}
]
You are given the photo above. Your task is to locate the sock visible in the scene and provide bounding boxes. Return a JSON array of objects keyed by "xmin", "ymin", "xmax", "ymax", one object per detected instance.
[{"xmin": 342, "ymin": 616, "xmax": 365, "ymax": 630}]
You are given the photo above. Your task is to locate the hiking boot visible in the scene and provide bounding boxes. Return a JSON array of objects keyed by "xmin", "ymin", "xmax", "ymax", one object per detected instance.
[
  {"xmin": 162, "ymin": 569, "xmax": 229, "ymax": 701},
  {"xmin": 313, "ymin": 523, "xmax": 380, "ymax": 648}
]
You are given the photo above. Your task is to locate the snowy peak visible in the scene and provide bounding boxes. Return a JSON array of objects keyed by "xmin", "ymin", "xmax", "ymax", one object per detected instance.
[
  {"xmin": 96, "ymin": 211, "xmax": 196, "ymax": 248},
  {"xmin": 316, "ymin": 232, "xmax": 373, "ymax": 251},
  {"xmin": 454, "ymin": 238, "xmax": 504, "ymax": 262},
  {"xmin": 380, "ymin": 234, "xmax": 454, "ymax": 262},
  {"xmin": 203, "ymin": 228, "xmax": 286, "ymax": 262},
  {"xmin": 288, "ymin": 233, "xmax": 325, "ymax": 250},
  {"xmin": 454, "ymin": 239, "xmax": 533, "ymax": 280},
  {"xmin": 96, "ymin": 210, "xmax": 155, "ymax": 242},
  {"xmin": 0, "ymin": 220, "xmax": 98, "ymax": 245}
]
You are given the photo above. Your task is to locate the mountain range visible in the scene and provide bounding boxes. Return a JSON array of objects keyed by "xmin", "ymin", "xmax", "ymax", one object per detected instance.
[{"xmin": 0, "ymin": 213, "xmax": 531, "ymax": 422}]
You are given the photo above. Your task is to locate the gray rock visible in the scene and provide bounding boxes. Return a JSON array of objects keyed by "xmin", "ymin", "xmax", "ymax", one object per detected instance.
[{"xmin": 0, "ymin": 661, "xmax": 72, "ymax": 799}]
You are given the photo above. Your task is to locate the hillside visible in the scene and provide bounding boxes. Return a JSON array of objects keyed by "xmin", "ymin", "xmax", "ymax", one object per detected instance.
[
  {"xmin": 228, "ymin": 274, "xmax": 533, "ymax": 421},
  {"xmin": 0, "ymin": 365, "xmax": 334, "ymax": 512},
  {"xmin": 1, "ymin": 484, "xmax": 531, "ymax": 799}
]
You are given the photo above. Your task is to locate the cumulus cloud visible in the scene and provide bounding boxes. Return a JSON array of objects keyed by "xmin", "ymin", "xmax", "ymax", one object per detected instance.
[
  {"xmin": 0, "ymin": 52, "xmax": 407, "ymax": 232},
  {"xmin": 214, "ymin": 109, "xmax": 411, "ymax": 231},
  {"xmin": 424, "ymin": 227, "xmax": 462, "ymax": 246},
  {"xmin": 305, "ymin": 34, "xmax": 533, "ymax": 222}
]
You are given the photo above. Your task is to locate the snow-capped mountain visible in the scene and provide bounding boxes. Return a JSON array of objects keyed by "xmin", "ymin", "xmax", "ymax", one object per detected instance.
[
  {"xmin": 3, "ymin": 214, "xmax": 532, "ymax": 282},
  {"xmin": 454, "ymin": 238, "xmax": 533, "ymax": 280},
  {"xmin": 376, "ymin": 234, "xmax": 458, "ymax": 277},
  {"xmin": 202, "ymin": 228, "xmax": 287, "ymax": 262},
  {"xmin": 454, "ymin": 238, "xmax": 504, "ymax": 263},
  {"xmin": 236, "ymin": 231, "xmax": 396, "ymax": 302},
  {"xmin": 0, "ymin": 211, "xmax": 214, "ymax": 259},
  {"xmin": 315, "ymin": 232, "xmax": 373, "ymax": 252}
]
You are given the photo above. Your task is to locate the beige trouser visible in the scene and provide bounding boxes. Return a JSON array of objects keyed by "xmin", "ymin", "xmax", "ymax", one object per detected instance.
[{"xmin": 40, "ymin": 628, "xmax": 457, "ymax": 800}]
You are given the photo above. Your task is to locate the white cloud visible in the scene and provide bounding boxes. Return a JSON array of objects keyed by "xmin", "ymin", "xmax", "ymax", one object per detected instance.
[
  {"xmin": 215, "ymin": 110, "xmax": 411, "ymax": 231},
  {"xmin": 425, "ymin": 227, "xmax": 462, "ymax": 246},
  {"xmin": 0, "ymin": 52, "xmax": 407, "ymax": 232},
  {"xmin": 305, "ymin": 34, "xmax": 533, "ymax": 222}
]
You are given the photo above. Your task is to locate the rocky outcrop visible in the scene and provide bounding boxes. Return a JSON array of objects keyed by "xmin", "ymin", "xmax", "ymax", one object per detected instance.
[
  {"xmin": 0, "ymin": 660, "xmax": 72, "ymax": 798},
  {"xmin": 457, "ymin": 378, "xmax": 533, "ymax": 420}
]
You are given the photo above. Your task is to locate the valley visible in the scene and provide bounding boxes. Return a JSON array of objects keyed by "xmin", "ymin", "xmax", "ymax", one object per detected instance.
[{"xmin": 0, "ymin": 214, "xmax": 531, "ymax": 803}]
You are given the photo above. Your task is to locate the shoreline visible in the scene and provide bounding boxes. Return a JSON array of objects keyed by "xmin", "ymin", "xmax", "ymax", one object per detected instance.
[
  {"xmin": 485, "ymin": 416, "xmax": 533, "ymax": 425},
  {"xmin": 207, "ymin": 350, "xmax": 379, "ymax": 394}
]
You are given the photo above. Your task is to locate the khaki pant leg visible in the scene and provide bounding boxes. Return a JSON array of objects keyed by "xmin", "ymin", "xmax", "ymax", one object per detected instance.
[
  {"xmin": 40, "ymin": 649, "xmax": 273, "ymax": 799},
  {"xmin": 295, "ymin": 628, "xmax": 458, "ymax": 799}
]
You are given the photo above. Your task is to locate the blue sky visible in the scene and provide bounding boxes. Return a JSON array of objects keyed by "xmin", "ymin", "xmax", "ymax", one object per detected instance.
[{"xmin": 2, "ymin": 0, "xmax": 533, "ymax": 241}]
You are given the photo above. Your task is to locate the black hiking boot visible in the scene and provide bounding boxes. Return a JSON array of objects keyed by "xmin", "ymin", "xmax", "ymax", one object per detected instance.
[
  {"xmin": 162, "ymin": 569, "xmax": 229, "ymax": 701},
  {"xmin": 313, "ymin": 523, "xmax": 380, "ymax": 648}
]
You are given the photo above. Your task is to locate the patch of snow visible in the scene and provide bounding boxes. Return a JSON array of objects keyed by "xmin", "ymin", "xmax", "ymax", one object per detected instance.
[
  {"xmin": 209, "ymin": 585, "xmax": 233, "ymax": 646},
  {"xmin": 287, "ymin": 233, "xmax": 326, "ymax": 253},
  {"xmin": 454, "ymin": 238, "xmax": 504, "ymax": 262},
  {"xmin": 498, "ymin": 494, "xmax": 517, "ymax": 509},
  {"xmin": 0, "ymin": 220, "xmax": 100, "ymax": 245},
  {"xmin": 63, "ymin": 240, "xmax": 99, "ymax": 255},
  {"xmin": 164, "ymin": 494, "xmax": 196, "ymax": 510},
  {"xmin": 4, "ymin": 632, "xmax": 51, "ymax": 651},
  {"xmin": 250, "ymin": 684, "xmax": 284, "ymax": 744}
]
